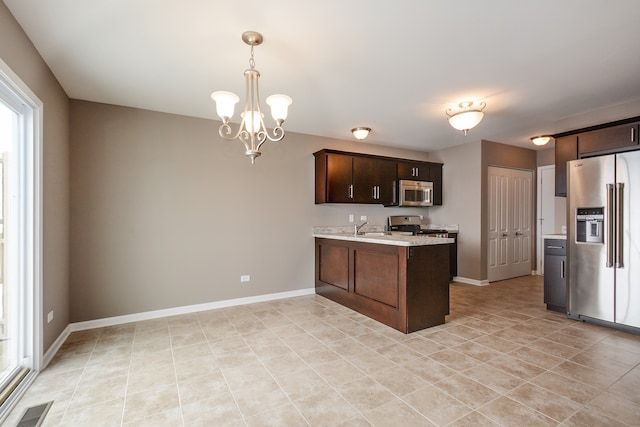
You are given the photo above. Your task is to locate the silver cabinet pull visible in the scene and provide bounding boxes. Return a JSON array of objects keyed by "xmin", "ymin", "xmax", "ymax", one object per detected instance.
[
  {"xmin": 349, "ymin": 184, "xmax": 354, "ymax": 199},
  {"xmin": 561, "ymin": 260, "xmax": 565, "ymax": 279},
  {"xmin": 631, "ymin": 126, "xmax": 636, "ymax": 142},
  {"xmin": 616, "ymin": 182, "xmax": 624, "ymax": 268},
  {"xmin": 606, "ymin": 184, "xmax": 614, "ymax": 268},
  {"xmin": 547, "ymin": 245, "xmax": 564, "ymax": 249}
]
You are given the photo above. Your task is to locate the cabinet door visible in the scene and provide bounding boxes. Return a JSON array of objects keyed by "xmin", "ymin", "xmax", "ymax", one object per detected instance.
[
  {"xmin": 353, "ymin": 157, "xmax": 396, "ymax": 204},
  {"xmin": 544, "ymin": 254, "xmax": 566, "ymax": 311},
  {"xmin": 428, "ymin": 164, "xmax": 443, "ymax": 205},
  {"xmin": 397, "ymin": 162, "xmax": 429, "ymax": 180},
  {"xmin": 326, "ymin": 153, "xmax": 353, "ymax": 203},
  {"xmin": 555, "ymin": 135, "xmax": 578, "ymax": 197},
  {"xmin": 578, "ymin": 122, "xmax": 639, "ymax": 155}
]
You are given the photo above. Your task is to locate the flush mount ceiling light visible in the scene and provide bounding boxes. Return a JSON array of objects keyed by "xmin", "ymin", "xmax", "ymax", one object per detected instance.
[
  {"xmin": 351, "ymin": 127, "xmax": 371, "ymax": 140},
  {"xmin": 211, "ymin": 31, "xmax": 292, "ymax": 164},
  {"xmin": 530, "ymin": 135, "xmax": 552, "ymax": 146},
  {"xmin": 445, "ymin": 101, "xmax": 486, "ymax": 136}
]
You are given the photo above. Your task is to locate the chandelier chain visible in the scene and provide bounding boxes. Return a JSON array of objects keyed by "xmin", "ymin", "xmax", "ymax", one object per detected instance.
[{"xmin": 249, "ymin": 45, "xmax": 256, "ymax": 70}]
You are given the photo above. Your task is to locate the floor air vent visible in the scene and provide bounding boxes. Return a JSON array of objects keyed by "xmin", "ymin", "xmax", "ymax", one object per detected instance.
[{"xmin": 16, "ymin": 401, "xmax": 53, "ymax": 427}]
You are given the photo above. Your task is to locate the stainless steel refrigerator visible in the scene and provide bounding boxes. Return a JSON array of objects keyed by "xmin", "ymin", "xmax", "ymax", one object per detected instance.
[{"xmin": 567, "ymin": 150, "xmax": 640, "ymax": 331}]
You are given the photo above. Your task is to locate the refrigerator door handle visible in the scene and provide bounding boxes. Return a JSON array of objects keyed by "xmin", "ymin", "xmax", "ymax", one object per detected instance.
[
  {"xmin": 607, "ymin": 184, "xmax": 615, "ymax": 268},
  {"xmin": 616, "ymin": 182, "xmax": 624, "ymax": 268}
]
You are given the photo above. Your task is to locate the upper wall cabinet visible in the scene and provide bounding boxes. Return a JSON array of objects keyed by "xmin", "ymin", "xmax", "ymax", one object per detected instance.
[
  {"xmin": 314, "ymin": 149, "xmax": 443, "ymax": 206},
  {"xmin": 578, "ymin": 122, "xmax": 639, "ymax": 156},
  {"xmin": 554, "ymin": 135, "xmax": 578, "ymax": 197},
  {"xmin": 554, "ymin": 117, "xmax": 640, "ymax": 197}
]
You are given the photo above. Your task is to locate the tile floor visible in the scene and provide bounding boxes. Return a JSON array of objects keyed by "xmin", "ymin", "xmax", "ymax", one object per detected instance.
[{"xmin": 4, "ymin": 275, "xmax": 640, "ymax": 426}]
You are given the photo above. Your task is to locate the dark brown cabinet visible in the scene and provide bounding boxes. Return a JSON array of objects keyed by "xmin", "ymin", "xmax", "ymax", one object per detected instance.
[
  {"xmin": 553, "ymin": 117, "xmax": 640, "ymax": 197},
  {"xmin": 554, "ymin": 135, "xmax": 578, "ymax": 197},
  {"xmin": 315, "ymin": 149, "xmax": 444, "ymax": 206},
  {"xmin": 397, "ymin": 162, "xmax": 430, "ymax": 180},
  {"xmin": 578, "ymin": 121, "xmax": 639, "ymax": 155},
  {"xmin": 315, "ymin": 238, "xmax": 450, "ymax": 333},
  {"xmin": 544, "ymin": 238, "xmax": 567, "ymax": 313},
  {"xmin": 352, "ymin": 156, "xmax": 396, "ymax": 204}
]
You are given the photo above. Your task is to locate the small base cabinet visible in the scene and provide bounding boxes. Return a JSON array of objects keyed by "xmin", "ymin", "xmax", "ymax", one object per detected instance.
[
  {"xmin": 544, "ymin": 238, "xmax": 567, "ymax": 312},
  {"xmin": 315, "ymin": 238, "xmax": 450, "ymax": 333}
]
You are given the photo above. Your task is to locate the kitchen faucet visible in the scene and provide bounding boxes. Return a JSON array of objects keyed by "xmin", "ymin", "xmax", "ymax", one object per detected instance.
[{"xmin": 354, "ymin": 221, "xmax": 368, "ymax": 236}]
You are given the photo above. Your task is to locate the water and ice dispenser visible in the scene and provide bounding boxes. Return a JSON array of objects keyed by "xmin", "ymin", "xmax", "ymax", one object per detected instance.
[{"xmin": 576, "ymin": 207, "xmax": 604, "ymax": 243}]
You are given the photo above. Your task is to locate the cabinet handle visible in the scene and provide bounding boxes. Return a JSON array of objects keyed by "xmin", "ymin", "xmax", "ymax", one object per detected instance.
[
  {"xmin": 546, "ymin": 245, "xmax": 564, "ymax": 249},
  {"xmin": 632, "ymin": 127, "xmax": 636, "ymax": 143},
  {"xmin": 561, "ymin": 260, "xmax": 565, "ymax": 279},
  {"xmin": 349, "ymin": 184, "xmax": 354, "ymax": 199},
  {"xmin": 372, "ymin": 186, "xmax": 377, "ymax": 199}
]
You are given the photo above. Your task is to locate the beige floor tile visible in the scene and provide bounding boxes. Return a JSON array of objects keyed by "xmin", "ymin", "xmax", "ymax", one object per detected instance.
[
  {"xmin": 453, "ymin": 340, "xmax": 502, "ymax": 363},
  {"xmin": 463, "ymin": 364, "xmax": 525, "ymax": 394},
  {"xmin": 485, "ymin": 353, "xmax": 546, "ymax": 380},
  {"xmin": 587, "ymin": 390, "xmax": 640, "ymax": 425},
  {"xmin": 607, "ymin": 364, "xmax": 640, "ymax": 405},
  {"xmin": 231, "ymin": 378, "xmax": 290, "ymax": 418},
  {"xmin": 447, "ymin": 411, "xmax": 501, "ymax": 427},
  {"xmin": 181, "ymin": 390, "xmax": 243, "ymax": 427},
  {"xmin": 530, "ymin": 371, "xmax": 601, "ymax": 405},
  {"xmin": 363, "ymin": 398, "xmax": 435, "ymax": 426},
  {"xmin": 434, "ymin": 373, "xmax": 500, "ymax": 409},
  {"xmin": 122, "ymin": 382, "xmax": 180, "ymax": 424},
  {"xmin": 429, "ymin": 348, "xmax": 481, "ymax": 372},
  {"xmin": 336, "ymin": 376, "xmax": 396, "ymax": 412},
  {"xmin": 368, "ymin": 365, "xmax": 429, "ymax": 397},
  {"xmin": 244, "ymin": 402, "xmax": 309, "ymax": 427},
  {"xmin": 560, "ymin": 406, "xmax": 627, "ymax": 427},
  {"xmin": 293, "ymin": 390, "xmax": 361, "ymax": 427},
  {"xmin": 276, "ymin": 367, "xmax": 333, "ymax": 401},
  {"xmin": 506, "ymin": 383, "xmax": 582, "ymax": 422},
  {"xmin": 402, "ymin": 356, "xmax": 457, "ymax": 384},
  {"xmin": 551, "ymin": 360, "xmax": 620, "ymax": 389},
  {"xmin": 403, "ymin": 384, "xmax": 472, "ymax": 426},
  {"xmin": 61, "ymin": 396, "xmax": 125, "ymax": 426},
  {"xmin": 508, "ymin": 345, "xmax": 564, "ymax": 370},
  {"xmin": 177, "ymin": 370, "xmax": 229, "ymax": 404},
  {"xmin": 478, "ymin": 396, "xmax": 556, "ymax": 427}
]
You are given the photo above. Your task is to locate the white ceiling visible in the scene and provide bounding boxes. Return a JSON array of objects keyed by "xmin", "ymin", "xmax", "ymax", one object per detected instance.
[{"xmin": 5, "ymin": 0, "xmax": 640, "ymax": 152}]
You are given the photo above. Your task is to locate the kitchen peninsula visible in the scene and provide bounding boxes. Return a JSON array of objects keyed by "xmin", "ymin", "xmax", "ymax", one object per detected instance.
[{"xmin": 313, "ymin": 227, "xmax": 453, "ymax": 333}]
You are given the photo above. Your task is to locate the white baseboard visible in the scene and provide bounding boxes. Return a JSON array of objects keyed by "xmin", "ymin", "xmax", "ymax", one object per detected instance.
[
  {"xmin": 39, "ymin": 287, "xmax": 313, "ymax": 371},
  {"xmin": 452, "ymin": 276, "xmax": 490, "ymax": 286}
]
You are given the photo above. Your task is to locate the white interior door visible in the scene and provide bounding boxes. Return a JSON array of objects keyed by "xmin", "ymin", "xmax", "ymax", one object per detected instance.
[{"xmin": 488, "ymin": 166, "xmax": 533, "ymax": 282}]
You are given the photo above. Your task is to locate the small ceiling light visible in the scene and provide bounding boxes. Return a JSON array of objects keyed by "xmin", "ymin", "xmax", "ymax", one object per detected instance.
[
  {"xmin": 211, "ymin": 31, "xmax": 292, "ymax": 164},
  {"xmin": 530, "ymin": 135, "xmax": 552, "ymax": 146},
  {"xmin": 351, "ymin": 127, "xmax": 371, "ymax": 140},
  {"xmin": 446, "ymin": 101, "xmax": 486, "ymax": 136}
]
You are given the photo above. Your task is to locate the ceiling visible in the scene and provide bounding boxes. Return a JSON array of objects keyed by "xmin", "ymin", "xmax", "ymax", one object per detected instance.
[{"xmin": 5, "ymin": 0, "xmax": 640, "ymax": 152}]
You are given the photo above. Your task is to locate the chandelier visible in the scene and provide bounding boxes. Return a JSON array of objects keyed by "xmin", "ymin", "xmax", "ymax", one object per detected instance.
[
  {"xmin": 446, "ymin": 101, "xmax": 486, "ymax": 135},
  {"xmin": 211, "ymin": 31, "xmax": 292, "ymax": 163}
]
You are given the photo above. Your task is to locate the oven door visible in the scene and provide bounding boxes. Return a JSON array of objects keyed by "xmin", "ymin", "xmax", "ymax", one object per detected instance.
[{"xmin": 399, "ymin": 180, "xmax": 433, "ymax": 206}]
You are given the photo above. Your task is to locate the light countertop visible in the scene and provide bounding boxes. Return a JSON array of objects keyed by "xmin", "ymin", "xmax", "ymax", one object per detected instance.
[
  {"xmin": 313, "ymin": 226, "xmax": 454, "ymax": 247},
  {"xmin": 543, "ymin": 234, "xmax": 567, "ymax": 240}
]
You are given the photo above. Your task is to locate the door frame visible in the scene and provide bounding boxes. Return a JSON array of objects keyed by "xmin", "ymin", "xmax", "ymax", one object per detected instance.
[
  {"xmin": 0, "ymin": 58, "xmax": 43, "ymax": 420},
  {"xmin": 536, "ymin": 165, "xmax": 555, "ymax": 275}
]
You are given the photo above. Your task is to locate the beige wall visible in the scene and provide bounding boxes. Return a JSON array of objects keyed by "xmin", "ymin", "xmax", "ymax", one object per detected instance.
[
  {"xmin": 429, "ymin": 140, "xmax": 537, "ymax": 282},
  {"xmin": 69, "ymin": 100, "xmax": 436, "ymax": 322},
  {"xmin": 0, "ymin": 3, "xmax": 70, "ymax": 352},
  {"xmin": 427, "ymin": 141, "xmax": 482, "ymax": 281}
]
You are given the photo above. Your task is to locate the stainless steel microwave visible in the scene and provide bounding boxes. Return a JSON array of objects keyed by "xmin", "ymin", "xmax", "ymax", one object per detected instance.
[{"xmin": 398, "ymin": 179, "xmax": 433, "ymax": 207}]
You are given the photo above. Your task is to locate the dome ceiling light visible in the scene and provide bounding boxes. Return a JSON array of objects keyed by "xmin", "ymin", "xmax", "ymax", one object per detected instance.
[{"xmin": 446, "ymin": 101, "xmax": 486, "ymax": 136}]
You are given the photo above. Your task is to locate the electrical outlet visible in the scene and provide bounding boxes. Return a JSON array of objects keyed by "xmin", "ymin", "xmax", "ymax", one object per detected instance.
[
  {"xmin": 240, "ymin": 275, "xmax": 251, "ymax": 283},
  {"xmin": 349, "ymin": 214, "xmax": 354, "ymax": 223},
  {"xmin": 360, "ymin": 215, "xmax": 367, "ymax": 221},
  {"xmin": 47, "ymin": 310, "xmax": 54, "ymax": 323}
]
